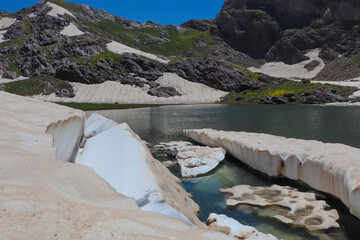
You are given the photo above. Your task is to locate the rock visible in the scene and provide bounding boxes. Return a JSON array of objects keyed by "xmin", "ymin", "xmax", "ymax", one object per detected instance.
[
  {"xmin": 271, "ymin": 96, "xmax": 287, "ymax": 104},
  {"xmin": 156, "ymin": 141, "xmax": 226, "ymax": 177},
  {"xmin": 216, "ymin": 7, "xmax": 280, "ymax": 58},
  {"xmin": 300, "ymin": 87, "xmax": 343, "ymax": 104},
  {"xmin": 220, "ymin": 184, "xmax": 339, "ymax": 231},
  {"xmin": 184, "ymin": 129, "xmax": 360, "ymax": 220},
  {"xmin": 266, "ymin": 38, "xmax": 310, "ymax": 64},
  {"xmin": 319, "ymin": 44, "xmax": 336, "ymax": 63},
  {"xmin": 207, "ymin": 213, "xmax": 278, "ymax": 239},
  {"xmin": 181, "ymin": 19, "xmax": 218, "ymax": 34},
  {"xmin": 283, "ymin": 92, "xmax": 294, "ymax": 98},
  {"xmin": 2, "ymin": 70, "xmax": 17, "ymax": 79},
  {"xmin": 147, "ymin": 86, "xmax": 181, "ymax": 98},
  {"xmin": 304, "ymin": 60, "xmax": 320, "ymax": 72}
]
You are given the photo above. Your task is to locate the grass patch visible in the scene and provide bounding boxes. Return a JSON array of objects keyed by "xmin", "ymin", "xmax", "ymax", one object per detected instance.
[
  {"xmin": 349, "ymin": 54, "xmax": 360, "ymax": 66},
  {"xmin": 0, "ymin": 38, "xmax": 25, "ymax": 48},
  {"xmin": 8, "ymin": 63, "xmax": 21, "ymax": 76},
  {"xmin": 55, "ymin": 102, "xmax": 160, "ymax": 111},
  {"xmin": 89, "ymin": 51, "xmax": 124, "ymax": 65},
  {"xmin": 221, "ymin": 81, "xmax": 353, "ymax": 104},
  {"xmin": 233, "ymin": 64, "xmax": 260, "ymax": 79},
  {"xmin": 3, "ymin": 74, "xmax": 72, "ymax": 96}
]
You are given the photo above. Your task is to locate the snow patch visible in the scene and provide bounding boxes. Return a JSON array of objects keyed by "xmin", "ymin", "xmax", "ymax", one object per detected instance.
[
  {"xmin": 107, "ymin": 40, "xmax": 169, "ymax": 64},
  {"xmin": 184, "ymin": 129, "xmax": 360, "ymax": 220},
  {"xmin": 157, "ymin": 141, "xmax": 225, "ymax": 177},
  {"xmin": 46, "ymin": 2, "xmax": 75, "ymax": 18},
  {"xmin": 27, "ymin": 13, "xmax": 36, "ymax": 18},
  {"xmin": 60, "ymin": 23, "xmax": 84, "ymax": 36},
  {"xmin": 0, "ymin": 17, "xmax": 16, "ymax": 29},
  {"xmin": 207, "ymin": 213, "xmax": 278, "ymax": 240},
  {"xmin": 0, "ymin": 30, "xmax": 6, "ymax": 43},
  {"xmin": 248, "ymin": 49, "xmax": 325, "ymax": 79},
  {"xmin": 32, "ymin": 73, "xmax": 228, "ymax": 104}
]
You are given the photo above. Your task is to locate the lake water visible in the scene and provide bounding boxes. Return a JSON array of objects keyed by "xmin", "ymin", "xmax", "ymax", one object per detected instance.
[{"xmin": 90, "ymin": 104, "xmax": 360, "ymax": 240}]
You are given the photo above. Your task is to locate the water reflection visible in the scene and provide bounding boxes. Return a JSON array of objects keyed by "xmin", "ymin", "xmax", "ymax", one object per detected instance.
[{"xmin": 90, "ymin": 104, "xmax": 360, "ymax": 239}]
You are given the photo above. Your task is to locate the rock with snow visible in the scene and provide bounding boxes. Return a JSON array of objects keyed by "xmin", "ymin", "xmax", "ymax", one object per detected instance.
[
  {"xmin": 220, "ymin": 184, "xmax": 339, "ymax": 231},
  {"xmin": 0, "ymin": 17, "xmax": 16, "ymax": 29},
  {"xmin": 184, "ymin": 128, "xmax": 360, "ymax": 220},
  {"xmin": 157, "ymin": 141, "xmax": 226, "ymax": 177},
  {"xmin": 207, "ymin": 213, "xmax": 278, "ymax": 240}
]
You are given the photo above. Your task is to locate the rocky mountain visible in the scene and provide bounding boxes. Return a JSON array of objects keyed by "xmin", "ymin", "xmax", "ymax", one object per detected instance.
[{"xmin": 0, "ymin": 0, "xmax": 359, "ymax": 104}]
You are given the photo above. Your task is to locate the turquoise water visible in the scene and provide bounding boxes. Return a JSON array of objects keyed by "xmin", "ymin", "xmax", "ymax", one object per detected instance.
[{"xmin": 91, "ymin": 104, "xmax": 360, "ymax": 239}]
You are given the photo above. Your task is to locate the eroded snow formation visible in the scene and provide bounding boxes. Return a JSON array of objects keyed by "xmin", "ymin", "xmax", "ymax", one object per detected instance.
[
  {"xmin": 46, "ymin": 2, "xmax": 75, "ymax": 18},
  {"xmin": 76, "ymin": 114, "xmax": 204, "ymax": 227},
  {"xmin": 184, "ymin": 129, "xmax": 360, "ymax": 220},
  {"xmin": 33, "ymin": 73, "xmax": 228, "ymax": 104},
  {"xmin": 220, "ymin": 184, "xmax": 339, "ymax": 231},
  {"xmin": 156, "ymin": 141, "xmax": 226, "ymax": 177},
  {"xmin": 248, "ymin": 49, "xmax": 325, "ymax": 79},
  {"xmin": 0, "ymin": 92, "xmax": 234, "ymax": 239},
  {"xmin": 207, "ymin": 213, "xmax": 278, "ymax": 240}
]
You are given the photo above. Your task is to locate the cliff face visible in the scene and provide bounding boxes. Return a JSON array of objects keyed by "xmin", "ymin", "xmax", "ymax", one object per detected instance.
[{"xmin": 216, "ymin": 0, "xmax": 360, "ymax": 61}]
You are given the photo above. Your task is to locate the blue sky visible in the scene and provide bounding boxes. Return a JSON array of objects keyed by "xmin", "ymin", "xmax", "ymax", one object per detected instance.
[{"xmin": 1, "ymin": 0, "xmax": 224, "ymax": 25}]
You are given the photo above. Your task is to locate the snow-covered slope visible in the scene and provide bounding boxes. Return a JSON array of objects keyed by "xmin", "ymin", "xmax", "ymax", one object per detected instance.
[{"xmin": 184, "ymin": 129, "xmax": 360, "ymax": 220}]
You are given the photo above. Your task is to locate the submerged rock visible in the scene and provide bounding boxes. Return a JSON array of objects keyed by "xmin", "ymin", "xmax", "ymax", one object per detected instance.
[{"xmin": 220, "ymin": 184, "xmax": 339, "ymax": 231}]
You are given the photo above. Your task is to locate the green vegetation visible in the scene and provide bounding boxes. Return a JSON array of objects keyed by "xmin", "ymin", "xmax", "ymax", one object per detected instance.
[
  {"xmin": 349, "ymin": 54, "xmax": 360, "ymax": 66},
  {"xmin": 89, "ymin": 51, "xmax": 125, "ymax": 65},
  {"xmin": 221, "ymin": 81, "xmax": 353, "ymax": 104},
  {"xmin": 0, "ymin": 38, "xmax": 25, "ymax": 48},
  {"xmin": 3, "ymin": 74, "xmax": 72, "ymax": 96},
  {"xmin": 55, "ymin": 102, "xmax": 161, "ymax": 111},
  {"xmin": 8, "ymin": 63, "xmax": 21, "ymax": 77},
  {"xmin": 233, "ymin": 64, "xmax": 260, "ymax": 79}
]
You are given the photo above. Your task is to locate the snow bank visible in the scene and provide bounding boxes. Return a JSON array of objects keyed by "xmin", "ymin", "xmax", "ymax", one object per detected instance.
[
  {"xmin": 76, "ymin": 115, "xmax": 204, "ymax": 227},
  {"xmin": 60, "ymin": 22, "xmax": 84, "ymax": 36},
  {"xmin": 220, "ymin": 184, "xmax": 339, "ymax": 231},
  {"xmin": 248, "ymin": 49, "xmax": 325, "ymax": 79},
  {"xmin": 207, "ymin": 213, "xmax": 278, "ymax": 240},
  {"xmin": 157, "ymin": 141, "xmax": 226, "ymax": 177},
  {"xmin": 184, "ymin": 129, "xmax": 360, "ymax": 220},
  {"xmin": 0, "ymin": 92, "xmax": 232, "ymax": 239},
  {"xmin": 0, "ymin": 30, "xmax": 6, "ymax": 43},
  {"xmin": 107, "ymin": 40, "xmax": 169, "ymax": 64},
  {"xmin": 32, "ymin": 73, "xmax": 228, "ymax": 104},
  {"xmin": 46, "ymin": 2, "xmax": 75, "ymax": 18},
  {"xmin": 0, "ymin": 17, "xmax": 16, "ymax": 29}
]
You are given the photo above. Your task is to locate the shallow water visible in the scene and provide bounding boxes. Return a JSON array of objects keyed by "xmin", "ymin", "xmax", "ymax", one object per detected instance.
[{"xmin": 90, "ymin": 104, "xmax": 360, "ymax": 240}]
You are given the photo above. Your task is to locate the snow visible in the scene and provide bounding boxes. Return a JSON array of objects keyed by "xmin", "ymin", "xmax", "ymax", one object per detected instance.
[
  {"xmin": 0, "ymin": 92, "xmax": 230, "ymax": 239},
  {"xmin": 220, "ymin": 184, "xmax": 339, "ymax": 231},
  {"xmin": 60, "ymin": 23, "xmax": 84, "ymax": 36},
  {"xmin": 207, "ymin": 213, "xmax": 278, "ymax": 240},
  {"xmin": 46, "ymin": 2, "xmax": 75, "ymax": 18},
  {"xmin": 32, "ymin": 73, "xmax": 228, "ymax": 104},
  {"xmin": 107, "ymin": 40, "xmax": 169, "ymax": 64},
  {"xmin": 248, "ymin": 49, "xmax": 325, "ymax": 79},
  {"xmin": 184, "ymin": 129, "xmax": 360, "ymax": 220},
  {"xmin": 0, "ymin": 30, "xmax": 6, "ymax": 43},
  {"xmin": 157, "ymin": 141, "xmax": 226, "ymax": 177},
  {"xmin": 76, "ymin": 120, "xmax": 204, "ymax": 227},
  {"xmin": 0, "ymin": 17, "xmax": 16, "ymax": 29}
]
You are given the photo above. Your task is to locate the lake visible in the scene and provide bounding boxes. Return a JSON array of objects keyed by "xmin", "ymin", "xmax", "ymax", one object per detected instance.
[{"xmin": 90, "ymin": 104, "xmax": 360, "ymax": 240}]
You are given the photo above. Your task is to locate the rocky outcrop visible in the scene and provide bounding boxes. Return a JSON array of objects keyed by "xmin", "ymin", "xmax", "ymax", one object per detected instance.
[
  {"xmin": 0, "ymin": 92, "xmax": 232, "ymax": 239},
  {"xmin": 184, "ymin": 129, "xmax": 360, "ymax": 220}
]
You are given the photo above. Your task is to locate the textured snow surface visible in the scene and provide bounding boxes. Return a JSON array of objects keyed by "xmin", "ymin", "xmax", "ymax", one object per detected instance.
[
  {"xmin": 207, "ymin": 213, "xmax": 278, "ymax": 240},
  {"xmin": 107, "ymin": 40, "xmax": 169, "ymax": 64},
  {"xmin": 0, "ymin": 92, "xmax": 232, "ymax": 239},
  {"xmin": 157, "ymin": 141, "xmax": 226, "ymax": 177},
  {"xmin": 46, "ymin": 2, "xmax": 75, "ymax": 18},
  {"xmin": 221, "ymin": 184, "xmax": 339, "ymax": 231},
  {"xmin": 248, "ymin": 49, "xmax": 324, "ymax": 79},
  {"xmin": 60, "ymin": 23, "xmax": 84, "ymax": 36},
  {"xmin": 76, "ymin": 116, "xmax": 204, "ymax": 227},
  {"xmin": 33, "ymin": 73, "xmax": 227, "ymax": 104},
  {"xmin": 184, "ymin": 129, "xmax": 360, "ymax": 220}
]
